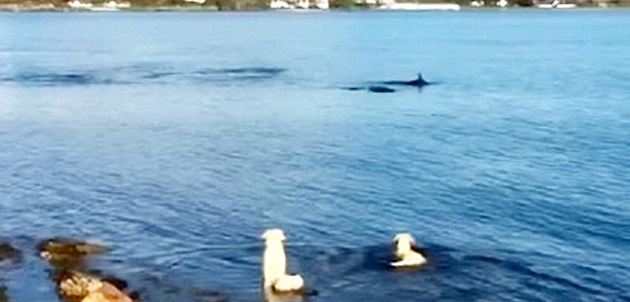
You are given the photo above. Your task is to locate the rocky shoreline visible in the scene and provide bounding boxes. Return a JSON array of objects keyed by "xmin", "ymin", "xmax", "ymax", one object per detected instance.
[{"xmin": 0, "ymin": 2, "xmax": 628, "ymax": 11}]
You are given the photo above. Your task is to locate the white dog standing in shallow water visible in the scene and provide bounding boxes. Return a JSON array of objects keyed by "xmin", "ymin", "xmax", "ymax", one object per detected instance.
[
  {"xmin": 390, "ymin": 233, "xmax": 427, "ymax": 267},
  {"xmin": 262, "ymin": 229, "xmax": 306, "ymax": 292}
]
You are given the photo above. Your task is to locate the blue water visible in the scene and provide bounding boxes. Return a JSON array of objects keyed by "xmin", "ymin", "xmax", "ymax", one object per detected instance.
[{"xmin": 1, "ymin": 10, "xmax": 630, "ymax": 302}]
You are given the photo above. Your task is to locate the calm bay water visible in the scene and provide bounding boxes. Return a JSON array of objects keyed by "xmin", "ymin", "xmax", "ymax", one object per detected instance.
[{"xmin": 1, "ymin": 10, "xmax": 630, "ymax": 302}]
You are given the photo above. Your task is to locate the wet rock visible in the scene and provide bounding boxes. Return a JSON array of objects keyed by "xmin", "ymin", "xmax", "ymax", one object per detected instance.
[
  {"xmin": 36, "ymin": 238, "xmax": 135, "ymax": 301},
  {"xmin": 58, "ymin": 271, "xmax": 101, "ymax": 298},
  {"xmin": 100, "ymin": 276, "xmax": 129, "ymax": 292},
  {"xmin": 57, "ymin": 271, "xmax": 133, "ymax": 302},
  {"xmin": 37, "ymin": 238, "xmax": 106, "ymax": 263}
]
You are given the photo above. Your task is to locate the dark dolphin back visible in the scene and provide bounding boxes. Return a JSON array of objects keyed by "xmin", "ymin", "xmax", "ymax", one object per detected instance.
[
  {"xmin": 414, "ymin": 73, "xmax": 430, "ymax": 86},
  {"xmin": 380, "ymin": 73, "xmax": 432, "ymax": 87}
]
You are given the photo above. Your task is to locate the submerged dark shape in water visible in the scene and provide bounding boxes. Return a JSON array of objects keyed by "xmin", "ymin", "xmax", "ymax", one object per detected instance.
[
  {"xmin": 217, "ymin": 67, "xmax": 286, "ymax": 75},
  {"xmin": 1, "ymin": 72, "xmax": 110, "ymax": 86},
  {"xmin": 341, "ymin": 85, "xmax": 397, "ymax": 93},
  {"xmin": 0, "ymin": 243, "xmax": 21, "ymax": 263},
  {"xmin": 368, "ymin": 86, "xmax": 396, "ymax": 93},
  {"xmin": 0, "ymin": 66, "xmax": 286, "ymax": 86}
]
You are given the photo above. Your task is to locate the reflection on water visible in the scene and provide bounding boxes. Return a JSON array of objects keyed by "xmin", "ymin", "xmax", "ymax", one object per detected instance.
[
  {"xmin": 0, "ymin": 243, "xmax": 20, "ymax": 302},
  {"xmin": 100, "ymin": 267, "xmax": 228, "ymax": 302},
  {"xmin": 0, "ymin": 285, "xmax": 8, "ymax": 302},
  {"xmin": 263, "ymin": 287, "xmax": 304, "ymax": 302}
]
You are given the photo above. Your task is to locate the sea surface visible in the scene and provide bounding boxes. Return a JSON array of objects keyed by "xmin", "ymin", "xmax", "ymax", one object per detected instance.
[{"xmin": 1, "ymin": 10, "xmax": 629, "ymax": 302}]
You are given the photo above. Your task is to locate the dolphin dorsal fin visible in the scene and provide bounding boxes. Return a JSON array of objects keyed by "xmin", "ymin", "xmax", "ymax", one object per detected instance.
[{"xmin": 417, "ymin": 73, "xmax": 428, "ymax": 85}]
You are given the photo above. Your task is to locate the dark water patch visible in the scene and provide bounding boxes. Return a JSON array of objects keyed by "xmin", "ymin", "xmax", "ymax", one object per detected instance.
[
  {"xmin": 298, "ymin": 243, "xmax": 454, "ymax": 278},
  {"xmin": 0, "ymin": 243, "xmax": 21, "ymax": 264},
  {"xmin": 340, "ymin": 86, "xmax": 365, "ymax": 91},
  {"xmin": 293, "ymin": 243, "xmax": 488, "ymax": 302},
  {"xmin": 217, "ymin": 67, "xmax": 286, "ymax": 76},
  {"xmin": 340, "ymin": 85, "xmax": 398, "ymax": 93},
  {"xmin": 0, "ymin": 72, "xmax": 117, "ymax": 86},
  {"xmin": 0, "ymin": 66, "xmax": 286, "ymax": 87},
  {"xmin": 126, "ymin": 270, "xmax": 230, "ymax": 302},
  {"xmin": 191, "ymin": 67, "xmax": 286, "ymax": 82},
  {"xmin": 464, "ymin": 254, "xmax": 606, "ymax": 297},
  {"xmin": 141, "ymin": 71, "xmax": 179, "ymax": 80}
]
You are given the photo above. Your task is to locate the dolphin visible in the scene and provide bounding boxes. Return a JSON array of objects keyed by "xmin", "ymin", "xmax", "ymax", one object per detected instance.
[
  {"xmin": 341, "ymin": 73, "xmax": 434, "ymax": 94},
  {"xmin": 380, "ymin": 73, "xmax": 431, "ymax": 87},
  {"xmin": 367, "ymin": 86, "xmax": 396, "ymax": 93}
]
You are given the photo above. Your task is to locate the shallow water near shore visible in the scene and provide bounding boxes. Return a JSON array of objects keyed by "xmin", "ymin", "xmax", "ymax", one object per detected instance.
[{"xmin": 1, "ymin": 10, "xmax": 630, "ymax": 302}]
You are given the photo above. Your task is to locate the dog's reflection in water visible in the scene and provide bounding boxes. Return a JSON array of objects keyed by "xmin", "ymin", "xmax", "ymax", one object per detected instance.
[
  {"xmin": 1, "ymin": 242, "xmax": 23, "ymax": 302},
  {"xmin": 0, "ymin": 284, "xmax": 9, "ymax": 302},
  {"xmin": 263, "ymin": 286, "xmax": 304, "ymax": 302}
]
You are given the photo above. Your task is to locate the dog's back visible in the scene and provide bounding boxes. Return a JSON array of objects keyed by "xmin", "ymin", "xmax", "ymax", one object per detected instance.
[{"xmin": 263, "ymin": 241, "xmax": 286, "ymax": 287}]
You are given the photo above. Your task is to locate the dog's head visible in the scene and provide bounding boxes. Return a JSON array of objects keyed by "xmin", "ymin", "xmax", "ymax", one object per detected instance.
[
  {"xmin": 393, "ymin": 233, "xmax": 415, "ymax": 254},
  {"xmin": 262, "ymin": 229, "xmax": 286, "ymax": 245}
]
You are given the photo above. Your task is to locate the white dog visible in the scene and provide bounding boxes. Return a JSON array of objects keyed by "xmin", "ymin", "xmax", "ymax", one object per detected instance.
[
  {"xmin": 390, "ymin": 233, "xmax": 427, "ymax": 267},
  {"xmin": 262, "ymin": 229, "xmax": 305, "ymax": 292}
]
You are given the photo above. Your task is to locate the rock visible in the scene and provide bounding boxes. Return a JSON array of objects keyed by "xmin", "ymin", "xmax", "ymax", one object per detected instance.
[
  {"xmin": 57, "ymin": 271, "xmax": 133, "ymax": 302},
  {"xmin": 37, "ymin": 238, "xmax": 106, "ymax": 262}
]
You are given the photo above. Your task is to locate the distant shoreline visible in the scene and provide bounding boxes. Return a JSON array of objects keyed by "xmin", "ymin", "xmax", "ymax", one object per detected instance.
[
  {"xmin": 1, "ymin": 0, "xmax": 630, "ymax": 13},
  {"xmin": 1, "ymin": 6, "xmax": 629, "ymax": 12}
]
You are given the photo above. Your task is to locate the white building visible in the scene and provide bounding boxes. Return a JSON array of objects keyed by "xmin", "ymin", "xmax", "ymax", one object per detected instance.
[
  {"xmin": 315, "ymin": 0, "xmax": 329, "ymax": 9},
  {"xmin": 295, "ymin": 0, "xmax": 309, "ymax": 8},
  {"xmin": 269, "ymin": 0, "xmax": 328, "ymax": 9},
  {"xmin": 357, "ymin": 0, "xmax": 380, "ymax": 5},
  {"xmin": 379, "ymin": 1, "xmax": 460, "ymax": 10},
  {"xmin": 68, "ymin": 0, "xmax": 93, "ymax": 9},
  {"xmin": 104, "ymin": 0, "xmax": 131, "ymax": 8},
  {"xmin": 270, "ymin": 0, "xmax": 291, "ymax": 7}
]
